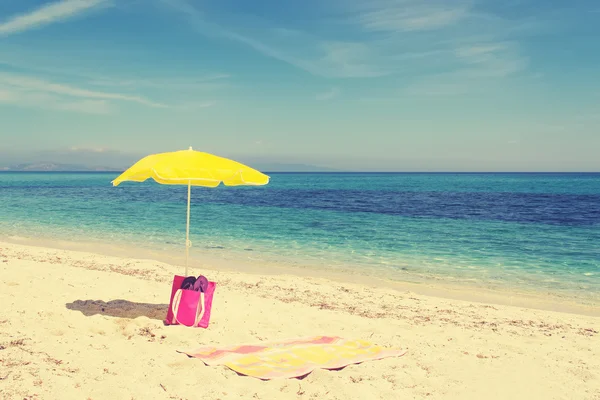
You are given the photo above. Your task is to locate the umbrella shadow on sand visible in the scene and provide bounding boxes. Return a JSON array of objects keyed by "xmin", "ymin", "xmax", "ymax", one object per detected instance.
[{"xmin": 66, "ymin": 300, "xmax": 168, "ymax": 321}]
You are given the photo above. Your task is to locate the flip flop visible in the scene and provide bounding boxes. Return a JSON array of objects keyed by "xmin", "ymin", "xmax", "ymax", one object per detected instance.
[
  {"xmin": 193, "ymin": 275, "xmax": 209, "ymax": 293},
  {"xmin": 180, "ymin": 276, "xmax": 197, "ymax": 290}
]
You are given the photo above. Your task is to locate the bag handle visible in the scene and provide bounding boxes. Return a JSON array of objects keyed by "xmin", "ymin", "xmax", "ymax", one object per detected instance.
[{"xmin": 171, "ymin": 289, "xmax": 206, "ymax": 327}]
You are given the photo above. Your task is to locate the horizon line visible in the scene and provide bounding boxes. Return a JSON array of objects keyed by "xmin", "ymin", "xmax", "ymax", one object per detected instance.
[{"xmin": 1, "ymin": 171, "xmax": 599, "ymax": 174}]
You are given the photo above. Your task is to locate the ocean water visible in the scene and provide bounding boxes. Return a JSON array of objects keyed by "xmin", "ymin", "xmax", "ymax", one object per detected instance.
[{"xmin": 1, "ymin": 172, "xmax": 599, "ymax": 301}]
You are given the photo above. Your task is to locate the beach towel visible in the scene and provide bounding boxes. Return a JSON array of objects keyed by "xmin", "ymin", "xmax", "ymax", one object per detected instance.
[{"xmin": 179, "ymin": 336, "xmax": 406, "ymax": 379}]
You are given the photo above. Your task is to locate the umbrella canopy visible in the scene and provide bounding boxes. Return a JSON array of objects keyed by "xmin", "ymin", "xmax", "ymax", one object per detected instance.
[
  {"xmin": 112, "ymin": 147, "xmax": 269, "ymax": 274},
  {"xmin": 112, "ymin": 147, "xmax": 269, "ymax": 187}
]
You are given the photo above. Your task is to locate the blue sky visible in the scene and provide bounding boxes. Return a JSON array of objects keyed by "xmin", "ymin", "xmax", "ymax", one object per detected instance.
[{"xmin": 0, "ymin": 0, "xmax": 599, "ymax": 171}]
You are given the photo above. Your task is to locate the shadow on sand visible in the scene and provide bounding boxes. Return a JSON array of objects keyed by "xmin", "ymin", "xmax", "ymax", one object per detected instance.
[{"xmin": 66, "ymin": 299, "xmax": 168, "ymax": 321}]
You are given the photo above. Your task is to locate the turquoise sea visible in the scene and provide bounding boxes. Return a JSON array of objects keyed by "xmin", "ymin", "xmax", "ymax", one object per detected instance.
[{"xmin": 1, "ymin": 172, "xmax": 599, "ymax": 302}]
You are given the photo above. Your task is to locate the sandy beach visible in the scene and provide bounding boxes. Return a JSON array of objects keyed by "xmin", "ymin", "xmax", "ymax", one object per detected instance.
[{"xmin": 1, "ymin": 241, "xmax": 599, "ymax": 400}]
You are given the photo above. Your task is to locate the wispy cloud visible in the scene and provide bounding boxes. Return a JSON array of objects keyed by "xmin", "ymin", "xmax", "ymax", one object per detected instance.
[
  {"xmin": 454, "ymin": 42, "xmax": 528, "ymax": 77},
  {"xmin": 199, "ymin": 25, "xmax": 389, "ymax": 78},
  {"xmin": 160, "ymin": 0, "xmax": 391, "ymax": 78},
  {"xmin": 0, "ymin": 0, "xmax": 110, "ymax": 36},
  {"xmin": 315, "ymin": 87, "xmax": 340, "ymax": 101},
  {"xmin": 0, "ymin": 73, "xmax": 166, "ymax": 107},
  {"xmin": 405, "ymin": 40, "xmax": 528, "ymax": 96},
  {"xmin": 87, "ymin": 74, "xmax": 231, "ymax": 91},
  {"xmin": 0, "ymin": 88, "xmax": 111, "ymax": 114},
  {"xmin": 354, "ymin": 2, "xmax": 470, "ymax": 32},
  {"xmin": 0, "ymin": 72, "xmax": 166, "ymax": 113},
  {"xmin": 66, "ymin": 146, "xmax": 110, "ymax": 153},
  {"xmin": 162, "ymin": 0, "xmax": 542, "ymax": 85},
  {"xmin": 0, "ymin": 43, "xmax": 231, "ymax": 95}
]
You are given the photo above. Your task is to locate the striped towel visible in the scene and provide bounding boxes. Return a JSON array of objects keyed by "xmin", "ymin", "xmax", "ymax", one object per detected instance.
[{"xmin": 179, "ymin": 336, "xmax": 406, "ymax": 380}]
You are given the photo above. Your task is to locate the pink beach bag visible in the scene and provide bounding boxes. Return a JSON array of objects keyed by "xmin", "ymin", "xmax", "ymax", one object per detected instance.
[{"xmin": 165, "ymin": 275, "xmax": 216, "ymax": 328}]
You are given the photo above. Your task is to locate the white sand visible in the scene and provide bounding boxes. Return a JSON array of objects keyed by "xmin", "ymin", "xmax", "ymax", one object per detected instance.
[{"xmin": 0, "ymin": 241, "xmax": 599, "ymax": 400}]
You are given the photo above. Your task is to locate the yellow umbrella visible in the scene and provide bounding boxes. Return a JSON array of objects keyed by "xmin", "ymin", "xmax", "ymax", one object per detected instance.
[{"xmin": 112, "ymin": 147, "xmax": 270, "ymax": 275}]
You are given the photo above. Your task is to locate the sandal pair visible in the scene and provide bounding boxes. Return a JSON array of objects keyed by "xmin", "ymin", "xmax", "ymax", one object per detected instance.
[{"xmin": 180, "ymin": 275, "xmax": 209, "ymax": 292}]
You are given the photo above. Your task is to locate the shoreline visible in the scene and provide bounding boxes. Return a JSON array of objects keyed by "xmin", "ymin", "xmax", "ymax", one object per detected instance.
[
  {"xmin": 1, "ymin": 238, "xmax": 599, "ymax": 399},
  {"xmin": 2, "ymin": 236, "xmax": 598, "ymax": 317}
]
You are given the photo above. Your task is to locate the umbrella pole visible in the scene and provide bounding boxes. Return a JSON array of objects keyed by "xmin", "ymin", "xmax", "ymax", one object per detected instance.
[{"xmin": 185, "ymin": 181, "xmax": 191, "ymax": 276}]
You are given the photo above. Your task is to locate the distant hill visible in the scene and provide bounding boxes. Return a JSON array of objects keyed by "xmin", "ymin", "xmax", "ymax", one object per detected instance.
[
  {"xmin": 0, "ymin": 162, "xmax": 338, "ymax": 173},
  {"xmin": 251, "ymin": 163, "xmax": 339, "ymax": 172},
  {"xmin": 0, "ymin": 163, "xmax": 122, "ymax": 172}
]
